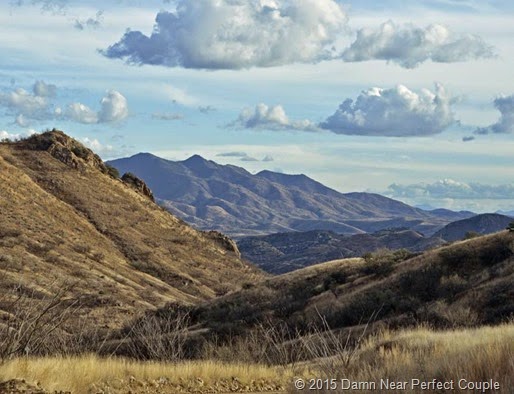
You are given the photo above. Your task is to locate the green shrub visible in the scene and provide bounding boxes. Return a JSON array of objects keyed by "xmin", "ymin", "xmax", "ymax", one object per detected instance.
[{"xmin": 105, "ymin": 164, "xmax": 120, "ymax": 179}]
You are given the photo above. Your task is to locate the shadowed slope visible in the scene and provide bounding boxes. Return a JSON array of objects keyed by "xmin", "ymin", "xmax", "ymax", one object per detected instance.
[{"xmin": 108, "ymin": 153, "xmax": 461, "ymax": 237}]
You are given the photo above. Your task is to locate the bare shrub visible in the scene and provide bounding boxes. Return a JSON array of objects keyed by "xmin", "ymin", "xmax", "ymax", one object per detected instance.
[
  {"xmin": 125, "ymin": 312, "xmax": 190, "ymax": 361},
  {"xmin": 0, "ymin": 281, "xmax": 79, "ymax": 362}
]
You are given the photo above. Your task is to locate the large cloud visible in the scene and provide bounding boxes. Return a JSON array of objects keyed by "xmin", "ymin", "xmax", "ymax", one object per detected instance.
[
  {"xmin": 474, "ymin": 95, "xmax": 514, "ymax": 135},
  {"xmin": 101, "ymin": 0, "xmax": 347, "ymax": 69},
  {"xmin": 320, "ymin": 83, "xmax": 455, "ymax": 137},
  {"xmin": 65, "ymin": 90, "xmax": 129, "ymax": 124},
  {"xmin": 342, "ymin": 21, "xmax": 495, "ymax": 68},
  {"xmin": 387, "ymin": 179, "xmax": 514, "ymax": 200},
  {"xmin": 231, "ymin": 103, "xmax": 318, "ymax": 131}
]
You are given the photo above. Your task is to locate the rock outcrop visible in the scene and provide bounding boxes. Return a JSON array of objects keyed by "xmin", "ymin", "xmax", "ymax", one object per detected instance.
[
  {"xmin": 19, "ymin": 129, "xmax": 109, "ymax": 174},
  {"xmin": 121, "ymin": 172, "xmax": 155, "ymax": 201}
]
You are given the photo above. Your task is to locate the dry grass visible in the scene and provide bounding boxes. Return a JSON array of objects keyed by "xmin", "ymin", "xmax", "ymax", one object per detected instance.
[
  {"xmin": 1, "ymin": 324, "xmax": 512, "ymax": 393},
  {"xmin": 0, "ymin": 131, "xmax": 261, "ymax": 332},
  {"xmin": 294, "ymin": 322, "xmax": 514, "ymax": 393},
  {"xmin": 0, "ymin": 356, "xmax": 288, "ymax": 393}
]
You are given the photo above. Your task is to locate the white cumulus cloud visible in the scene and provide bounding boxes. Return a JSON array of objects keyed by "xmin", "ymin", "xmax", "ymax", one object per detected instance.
[
  {"xmin": 98, "ymin": 90, "xmax": 129, "ymax": 123},
  {"xmin": 231, "ymin": 103, "xmax": 319, "ymax": 131},
  {"xmin": 65, "ymin": 90, "xmax": 128, "ymax": 124},
  {"xmin": 65, "ymin": 103, "xmax": 99, "ymax": 124},
  {"xmin": 101, "ymin": 0, "xmax": 347, "ymax": 69},
  {"xmin": 320, "ymin": 83, "xmax": 455, "ymax": 137},
  {"xmin": 342, "ymin": 20, "xmax": 495, "ymax": 68},
  {"xmin": 0, "ymin": 81, "xmax": 59, "ymax": 125},
  {"xmin": 80, "ymin": 137, "xmax": 113, "ymax": 155}
]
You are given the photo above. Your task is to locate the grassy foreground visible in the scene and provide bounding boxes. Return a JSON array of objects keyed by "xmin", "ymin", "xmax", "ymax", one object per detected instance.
[
  {"xmin": 0, "ymin": 323, "xmax": 512, "ymax": 393},
  {"xmin": 0, "ymin": 357, "xmax": 288, "ymax": 393},
  {"xmin": 295, "ymin": 322, "xmax": 514, "ymax": 393}
]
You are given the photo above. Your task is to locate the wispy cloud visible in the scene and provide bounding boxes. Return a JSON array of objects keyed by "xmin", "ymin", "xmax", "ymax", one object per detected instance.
[
  {"xmin": 216, "ymin": 151, "xmax": 260, "ymax": 162},
  {"xmin": 198, "ymin": 105, "xmax": 216, "ymax": 114},
  {"xmin": 387, "ymin": 179, "xmax": 514, "ymax": 200},
  {"xmin": 74, "ymin": 10, "xmax": 103, "ymax": 31},
  {"xmin": 151, "ymin": 112, "xmax": 184, "ymax": 121}
]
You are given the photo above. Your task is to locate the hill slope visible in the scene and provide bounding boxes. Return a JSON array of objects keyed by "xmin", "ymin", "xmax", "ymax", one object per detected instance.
[
  {"xmin": 107, "ymin": 153, "xmax": 461, "ymax": 237},
  {"xmin": 169, "ymin": 230, "xmax": 514, "ymax": 339},
  {"xmin": 433, "ymin": 213, "xmax": 513, "ymax": 242},
  {"xmin": 0, "ymin": 131, "xmax": 260, "ymax": 329}
]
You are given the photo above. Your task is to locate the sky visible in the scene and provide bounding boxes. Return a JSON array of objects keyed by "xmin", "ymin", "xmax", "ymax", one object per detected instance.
[{"xmin": 1, "ymin": 0, "xmax": 513, "ymax": 212}]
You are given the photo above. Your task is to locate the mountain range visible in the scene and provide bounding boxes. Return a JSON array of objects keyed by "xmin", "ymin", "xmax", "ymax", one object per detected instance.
[{"xmin": 108, "ymin": 153, "xmax": 474, "ymax": 237}]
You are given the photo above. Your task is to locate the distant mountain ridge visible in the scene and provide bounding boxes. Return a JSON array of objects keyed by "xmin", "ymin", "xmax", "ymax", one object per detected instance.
[
  {"xmin": 433, "ymin": 213, "xmax": 514, "ymax": 242},
  {"xmin": 238, "ymin": 228, "xmax": 441, "ymax": 274},
  {"xmin": 238, "ymin": 213, "xmax": 513, "ymax": 273},
  {"xmin": 108, "ymin": 153, "xmax": 472, "ymax": 237}
]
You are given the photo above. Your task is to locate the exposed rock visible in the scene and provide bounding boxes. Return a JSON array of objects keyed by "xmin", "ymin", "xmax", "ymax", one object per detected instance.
[
  {"xmin": 205, "ymin": 230, "xmax": 241, "ymax": 258},
  {"xmin": 121, "ymin": 172, "xmax": 155, "ymax": 202},
  {"xmin": 20, "ymin": 129, "xmax": 109, "ymax": 174}
]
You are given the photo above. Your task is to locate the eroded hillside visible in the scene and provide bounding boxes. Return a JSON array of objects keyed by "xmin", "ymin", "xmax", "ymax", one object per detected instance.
[{"xmin": 0, "ymin": 131, "xmax": 261, "ymax": 329}]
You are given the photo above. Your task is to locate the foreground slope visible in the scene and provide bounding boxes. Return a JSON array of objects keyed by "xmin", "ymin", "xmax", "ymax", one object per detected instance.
[
  {"xmin": 163, "ymin": 230, "xmax": 513, "ymax": 338},
  {"xmin": 0, "ymin": 131, "xmax": 260, "ymax": 328},
  {"xmin": 108, "ymin": 153, "xmax": 464, "ymax": 237}
]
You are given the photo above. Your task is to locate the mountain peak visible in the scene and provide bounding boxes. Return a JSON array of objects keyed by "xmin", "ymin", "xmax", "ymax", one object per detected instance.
[{"xmin": 183, "ymin": 154, "xmax": 209, "ymax": 163}]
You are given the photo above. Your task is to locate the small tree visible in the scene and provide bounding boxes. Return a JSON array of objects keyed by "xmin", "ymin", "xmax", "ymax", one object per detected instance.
[{"xmin": 507, "ymin": 221, "xmax": 514, "ymax": 232}]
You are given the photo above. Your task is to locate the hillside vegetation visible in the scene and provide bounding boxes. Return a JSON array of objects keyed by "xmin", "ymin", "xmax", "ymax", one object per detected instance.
[
  {"xmin": 0, "ymin": 131, "xmax": 261, "ymax": 334},
  {"xmin": 161, "ymin": 230, "xmax": 514, "ymax": 341},
  {"xmin": 0, "ymin": 323, "xmax": 512, "ymax": 393},
  {"xmin": 239, "ymin": 213, "xmax": 513, "ymax": 274}
]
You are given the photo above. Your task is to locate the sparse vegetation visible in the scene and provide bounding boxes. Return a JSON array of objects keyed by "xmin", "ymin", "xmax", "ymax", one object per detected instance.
[
  {"xmin": 361, "ymin": 248, "xmax": 413, "ymax": 277},
  {"xmin": 0, "ymin": 323, "xmax": 512, "ymax": 393},
  {"xmin": 1, "ymin": 130, "xmax": 513, "ymax": 392}
]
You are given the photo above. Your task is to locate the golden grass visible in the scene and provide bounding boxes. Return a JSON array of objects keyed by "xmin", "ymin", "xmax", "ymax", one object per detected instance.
[
  {"xmin": 1, "ymin": 324, "xmax": 512, "ymax": 393},
  {"xmin": 0, "ymin": 356, "xmax": 289, "ymax": 393},
  {"xmin": 298, "ymin": 322, "xmax": 514, "ymax": 393}
]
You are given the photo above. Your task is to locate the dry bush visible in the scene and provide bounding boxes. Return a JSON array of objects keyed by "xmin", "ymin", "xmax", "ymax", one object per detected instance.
[
  {"xmin": 0, "ymin": 281, "xmax": 79, "ymax": 362},
  {"xmin": 125, "ymin": 312, "xmax": 190, "ymax": 361},
  {"xmin": 203, "ymin": 320, "xmax": 307, "ymax": 368}
]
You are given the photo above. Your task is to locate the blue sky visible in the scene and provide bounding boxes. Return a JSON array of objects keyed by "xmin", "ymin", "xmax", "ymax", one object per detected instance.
[{"xmin": 1, "ymin": 0, "xmax": 513, "ymax": 212}]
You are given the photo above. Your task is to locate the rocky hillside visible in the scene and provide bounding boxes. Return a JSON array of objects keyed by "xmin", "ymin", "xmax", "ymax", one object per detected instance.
[
  {"xmin": 0, "ymin": 130, "xmax": 261, "ymax": 330},
  {"xmin": 107, "ymin": 153, "xmax": 466, "ymax": 237}
]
